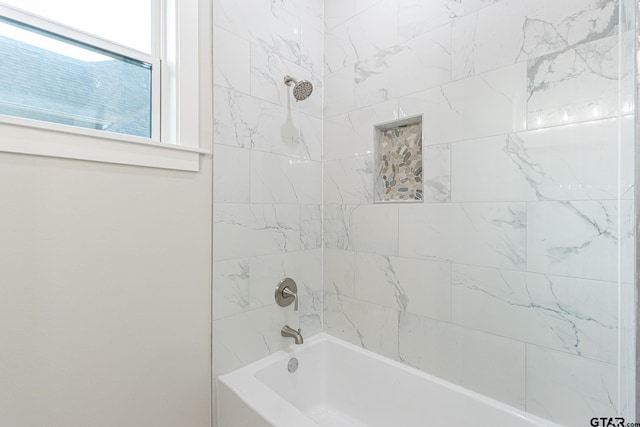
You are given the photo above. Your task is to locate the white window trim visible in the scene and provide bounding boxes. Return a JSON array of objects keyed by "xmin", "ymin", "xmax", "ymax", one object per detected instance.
[{"xmin": 0, "ymin": 1, "xmax": 212, "ymax": 172}]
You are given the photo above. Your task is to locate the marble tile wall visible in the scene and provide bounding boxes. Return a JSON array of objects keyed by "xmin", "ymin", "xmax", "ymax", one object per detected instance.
[
  {"xmin": 323, "ymin": 0, "xmax": 635, "ymax": 426},
  {"xmin": 212, "ymin": 0, "xmax": 324, "ymax": 379}
]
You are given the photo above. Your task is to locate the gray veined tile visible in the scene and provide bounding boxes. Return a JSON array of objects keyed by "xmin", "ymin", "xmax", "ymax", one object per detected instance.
[
  {"xmin": 299, "ymin": 291, "xmax": 323, "ymax": 337},
  {"xmin": 213, "ymin": 304, "xmax": 298, "ymax": 376},
  {"xmin": 355, "ymin": 25, "xmax": 451, "ymax": 109},
  {"xmin": 526, "ymin": 345, "xmax": 617, "ymax": 427},
  {"xmin": 250, "ymin": 151, "xmax": 322, "ymax": 205},
  {"xmin": 423, "ymin": 144, "xmax": 450, "ymax": 202},
  {"xmin": 323, "ymin": 204, "xmax": 399, "ymax": 256},
  {"xmin": 215, "ymin": 0, "xmax": 303, "ymax": 65},
  {"xmin": 213, "ymin": 86, "xmax": 303, "ymax": 156},
  {"xmin": 213, "ymin": 203, "xmax": 303, "ymax": 261},
  {"xmin": 398, "ymin": 0, "xmax": 500, "ymax": 43},
  {"xmin": 323, "ymin": 156, "xmax": 374, "ymax": 204},
  {"xmin": 399, "ymin": 62, "xmax": 527, "ymax": 145},
  {"xmin": 355, "ymin": 253, "xmax": 451, "ymax": 321},
  {"xmin": 452, "ymin": 264, "xmax": 617, "ymax": 363},
  {"xmin": 213, "ymin": 26, "xmax": 251, "ymax": 93},
  {"xmin": 323, "ymin": 292, "xmax": 399, "ymax": 360},
  {"xmin": 213, "ymin": 258, "xmax": 251, "ymax": 320},
  {"xmin": 324, "ymin": 1, "xmax": 398, "ymax": 73},
  {"xmin": 450, "ymin": 118, "xmax": 623, "ymax": 202},
  {"xmin": 527, "ymin": 35, "xmax": 628, "ymax": 130},
  {"xmin": 398, "ymin": 312, "xmax": 526, "ymax": 409},
  {"xmin": 323, "ymin": 249, "xmax": 356, "ymax": 297},
  {"xmin": 527, "ymin": 200, "xmax": 632, "ymax": 282},
  {"xmin": 323, "ymin": 100, "xmax": 399, "ymax": 161},
  {"xmin": 399, "ymin": 203, "xmax": 526, "ymax": 270},
  {"xmin": 452, "ymin": 0, "xmax": 619, "ymax": 79}
]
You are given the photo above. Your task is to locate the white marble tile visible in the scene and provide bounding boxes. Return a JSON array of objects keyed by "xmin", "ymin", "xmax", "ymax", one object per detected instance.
[
  {"xmin": 249, "ymin": 38, "xmax": 323, "ymax": 119},
  {"xmin": 324, "ymin": 1, "xmax": 398, "ymax": 74},
  {"xmin": 213, "ymin": 203, "xmax": 302, "ymax": 261},
  {"xmin": 323, "ymin": 249, "xmax": 356, "ymax": 297},
  {"xmin": 451, "ymin": 118, "xmax": 620, "ymax": 202},
  {"xmin": 213, "ymin": 86, "xmax": 304, "ymax": 157},
  {"xmin": 355, "ymin": 25, "xmax": 451, "ymax": 108},
  {"xmin": 213, "ymin": 26, "xmax": 251, "ymax": 93},
  {"xmin": 355, "ymin": 253, "xmax": 451, "ymax": 321},
  {"xmin": 250, "ymin": 42, "xmax": 314, "ymax": 108},
  {"xmin": 250, "ymin": 151, "xmax": 322, "ymax": 204},
  {"xmin": 213, "ymin": 258, "xmax": 251, "ymax": 320},
  {"xmin": 399, "ymin": 62, "xmax": 527, "ymax": 145},
  {"xmin": 324, "ymin": 293, "xmax": 400, "ymax": 360},
  {"xmin": 526, "ymin": 345, "xmax": 617, "ymax": 426},
  {"xmin": 527, "ymin": 201, "xmax": 623, "ymax": 282},
  {"xmin": 452, "ymin": 264, "xmax": 617, "ymax": 363},
  {"xmin": 528, "ymin": 36, "xmax": 627, "ymax": 129},
  {"xmin": 619, "ymin": 200, "xmax": 635, "ymax": 285},
  {"xmin": 324, "ymin": 0, "xmax": 355, "ymax": 30},
  {"xmin": 620, "ymin": 113, "xmax": 635, "ymax": 201},
  {"xmin": 398, "ymin": 312, "xmax": 526, "ymax": 409},
  {"xmin": 619, "ymin": 283, "xmax": 636, "ymax": 419},
  {"xmin": 213, "ymin": 145, "xmax": 250, "ymax": 203},
  {"xmin": 324, "ymin": 66, "xmax": 356, "ymax": 118},
  {"xmin": 248, "ymin": 250, "xmax": 322, "ymax": 309},
  {"xmin": 398, "ymin": 0, "xmax": 500, "ymax": 42},
  {"xmin": 350, "ymin": 204, "xmax": 400, "ymax": 255},
  {"xmin": 355, "ymin": 0, "xmax": 384, "ymax": 14},
  {"xmin": 284, "ymin": 0, "xmax": 324, "ymax": 21},
  {"xmin": 399, "ymin": 203, "xmax": 527, "ymax": 270},
  {"xmin": 300, "ymin": 204, "xmax": 322, "ymax": 250},
  {"xmin": 323, "ymin": 100, "xmax": 399, "ymax": 161},
  {"xmin": 213, "ymin": 304, "xmax": 298, "ymax": 376},
  {"xmin": 214, "ymin": 0, "xmax": 302, "ymax": 65},
  {"xmin": 423, "ymin": 144, "xmax": 451, "ymax": 202},
  {"xmin": 452, "ymin": 0, "xmax": 618, "ymax": 79},
  {"xmin": 299, "ymin": 113, "xmax": 323, "ymax": 161},
  {"xmin": 299, "ymin": 291, "xmax": 323, "ymax": 337},
  {"xmin": 323, "ymin": 156, "xmax": 374, "ymax": 204},
  {"xmin": 324, "ymin": 204, "xmax": 400, "ymax": 254},
  {"xmin": 323, "ymin": 204, "xmax": 356, "ymax": 250},
  {"xmin": 298, "ymin": 11, "xmax": 324, "ymax": 75}
]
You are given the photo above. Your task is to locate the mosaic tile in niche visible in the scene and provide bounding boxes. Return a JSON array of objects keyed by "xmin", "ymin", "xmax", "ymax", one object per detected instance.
[{"xmin": 375, "ymin": 117, "xmax": 423, "ymax": 203}]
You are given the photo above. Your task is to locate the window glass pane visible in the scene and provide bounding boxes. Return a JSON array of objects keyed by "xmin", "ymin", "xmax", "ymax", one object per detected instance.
[
  {"xmin": 0, "ymin": 17, "xmax": 152, "ymax": 138},
  {"xmin": 0, "ymin": 0, "xmax": 152, "ymax": 54}
]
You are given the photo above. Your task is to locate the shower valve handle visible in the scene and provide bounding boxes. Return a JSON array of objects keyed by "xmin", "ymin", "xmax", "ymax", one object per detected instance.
[{"xmin": 275, "ymin": 278, "xmax": 299, "ymax": 311}]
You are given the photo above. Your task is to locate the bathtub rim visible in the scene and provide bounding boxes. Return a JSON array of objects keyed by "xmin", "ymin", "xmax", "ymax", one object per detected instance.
[{"xmin": 217, "ymin": 332, "xmax": 561, "ymax": 427}]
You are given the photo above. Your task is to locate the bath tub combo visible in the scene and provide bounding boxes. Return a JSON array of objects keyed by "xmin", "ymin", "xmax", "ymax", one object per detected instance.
[{"xmin": 218, "ymin": 333, "xmax": 560, "ymax": 427}]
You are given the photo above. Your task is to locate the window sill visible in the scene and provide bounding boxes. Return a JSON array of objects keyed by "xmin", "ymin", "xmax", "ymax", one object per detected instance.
[{"xmin": 0, "ymin": 116, "xmax": 208, "ymax": 171}]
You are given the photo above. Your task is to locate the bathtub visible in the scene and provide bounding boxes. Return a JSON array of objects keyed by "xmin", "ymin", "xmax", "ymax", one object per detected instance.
[{"xmin": 217, "ymin": 333, "xmax": 560, "ymax": 427}]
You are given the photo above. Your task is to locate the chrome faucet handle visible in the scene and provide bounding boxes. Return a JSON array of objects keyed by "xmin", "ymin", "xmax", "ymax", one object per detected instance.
[{"xmin": 275, "ymin": 278, "xmax": 298, "ymax": 311}]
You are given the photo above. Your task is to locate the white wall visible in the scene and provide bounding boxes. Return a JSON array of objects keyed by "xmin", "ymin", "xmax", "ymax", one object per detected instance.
[{"xmin": 0, "ymin": 152, "xmax": 212, "ymax": 427}]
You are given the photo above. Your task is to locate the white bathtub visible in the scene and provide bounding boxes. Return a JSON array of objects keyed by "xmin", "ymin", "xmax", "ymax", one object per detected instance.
[{"xmin": 217, "ymin": 333, "xmax": 560, "ymax": 427}]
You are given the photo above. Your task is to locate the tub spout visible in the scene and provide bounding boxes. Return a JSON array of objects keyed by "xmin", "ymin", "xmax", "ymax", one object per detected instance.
[{"xmin": 281, "ymin": 325, "xmax": 303, "ymax": 345}]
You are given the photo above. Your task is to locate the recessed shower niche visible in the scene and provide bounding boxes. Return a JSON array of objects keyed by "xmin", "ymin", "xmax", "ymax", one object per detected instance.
[{"xmin": 374, "ymin": 115, "xmax": 423, "ymax": 203}]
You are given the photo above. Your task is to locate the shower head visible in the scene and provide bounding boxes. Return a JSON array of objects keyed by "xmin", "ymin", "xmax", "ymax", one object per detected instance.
[{"xmin": 284, "ymin": 75, "xmax": 313, "ymax": 101}]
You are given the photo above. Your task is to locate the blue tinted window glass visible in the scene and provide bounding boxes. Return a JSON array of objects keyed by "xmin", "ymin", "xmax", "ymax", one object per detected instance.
[{"xmin": 0, "ymin": 16, "xmax": 152, "ymax": 138}]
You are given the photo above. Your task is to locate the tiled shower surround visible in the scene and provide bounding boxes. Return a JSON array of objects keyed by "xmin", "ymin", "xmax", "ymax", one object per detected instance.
[
  {"xmin": 212, "ymin": 0, "xmax": 324, "ymax": 375},
  {"xmin": 322, "ymin": 0, "xmax": 634, "ymax": 426},
  {"xmin": 213, "ymin": 0, "xmax": 636, "ymax": 426}
]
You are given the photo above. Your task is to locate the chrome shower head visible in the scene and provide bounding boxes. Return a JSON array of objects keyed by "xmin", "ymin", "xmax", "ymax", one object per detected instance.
[{"xmin": 284, "ymin": 75, "xmax": 313, "ymax": 101}]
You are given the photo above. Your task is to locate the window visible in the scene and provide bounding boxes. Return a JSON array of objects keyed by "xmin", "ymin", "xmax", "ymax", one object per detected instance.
[{"xmin": 0, "ymin": 1, "xmax": 210, "ymax": 171}]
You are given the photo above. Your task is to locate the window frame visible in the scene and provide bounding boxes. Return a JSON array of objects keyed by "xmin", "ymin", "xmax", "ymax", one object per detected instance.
[{"xmin": 0, "ymin": 1, "xmax": 210, "ymax": 171}]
